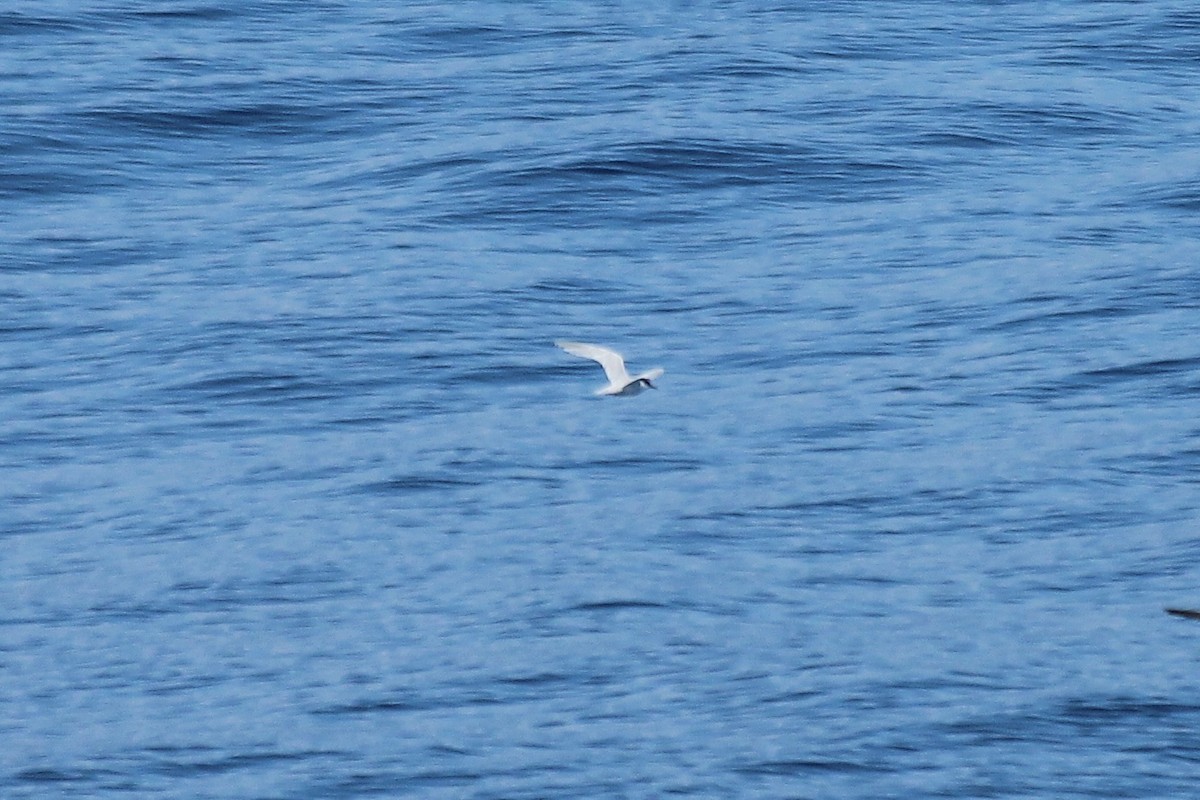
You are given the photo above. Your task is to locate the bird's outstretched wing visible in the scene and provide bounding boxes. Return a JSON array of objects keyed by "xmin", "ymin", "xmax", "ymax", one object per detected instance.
[{"xmin": 555, "ymin": 341, "xmax": 630, "ymax": 384}]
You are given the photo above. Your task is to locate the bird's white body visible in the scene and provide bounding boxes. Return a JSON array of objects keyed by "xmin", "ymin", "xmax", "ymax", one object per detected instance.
[{"xmin": 555, "ymin": 341, "xmax": 664, "ymax": 396}]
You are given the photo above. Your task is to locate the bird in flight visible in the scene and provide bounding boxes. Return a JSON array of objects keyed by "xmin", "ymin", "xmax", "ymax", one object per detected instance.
[{"xmin": 555, "ymin": 341, "xmax": 664, "ymax": 396}]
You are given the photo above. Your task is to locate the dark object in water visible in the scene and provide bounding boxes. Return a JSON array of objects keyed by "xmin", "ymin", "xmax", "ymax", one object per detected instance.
[{"xmin": 1165, "ymin": 608, "xmax": 1200, "ymax": 621}]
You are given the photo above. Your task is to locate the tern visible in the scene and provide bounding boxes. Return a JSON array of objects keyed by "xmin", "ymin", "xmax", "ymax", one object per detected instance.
[{"xmin": 555, "ymin": 341, "xmax": 664, "ymax": 396}]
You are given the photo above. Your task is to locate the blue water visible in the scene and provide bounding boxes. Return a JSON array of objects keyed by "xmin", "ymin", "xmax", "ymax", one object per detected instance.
[{"xmin": 3, "ymin": 2, "xmax": 1200, "ymax": 797}]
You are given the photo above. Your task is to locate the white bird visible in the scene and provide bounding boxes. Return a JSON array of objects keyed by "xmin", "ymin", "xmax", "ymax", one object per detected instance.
[{"xmin": 555, "ymin": 341, "xmax": 664, "ymax": 396}]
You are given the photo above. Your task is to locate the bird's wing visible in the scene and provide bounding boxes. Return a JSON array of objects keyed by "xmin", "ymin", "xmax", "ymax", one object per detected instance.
[{"xmin": 555, "ymin": 341, "xmax": 629, "ymax": 384}]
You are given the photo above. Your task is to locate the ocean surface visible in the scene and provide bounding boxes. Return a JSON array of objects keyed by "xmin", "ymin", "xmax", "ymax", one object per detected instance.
[{"xmin": 3, "ymin": 2, "xmax": 1200, "ymax": 797}]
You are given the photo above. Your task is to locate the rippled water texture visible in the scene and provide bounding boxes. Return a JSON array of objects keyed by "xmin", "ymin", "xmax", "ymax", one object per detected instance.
[{"xmin": 3, "ymin": 2, "xmax": 1200, "ymax": 798}]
